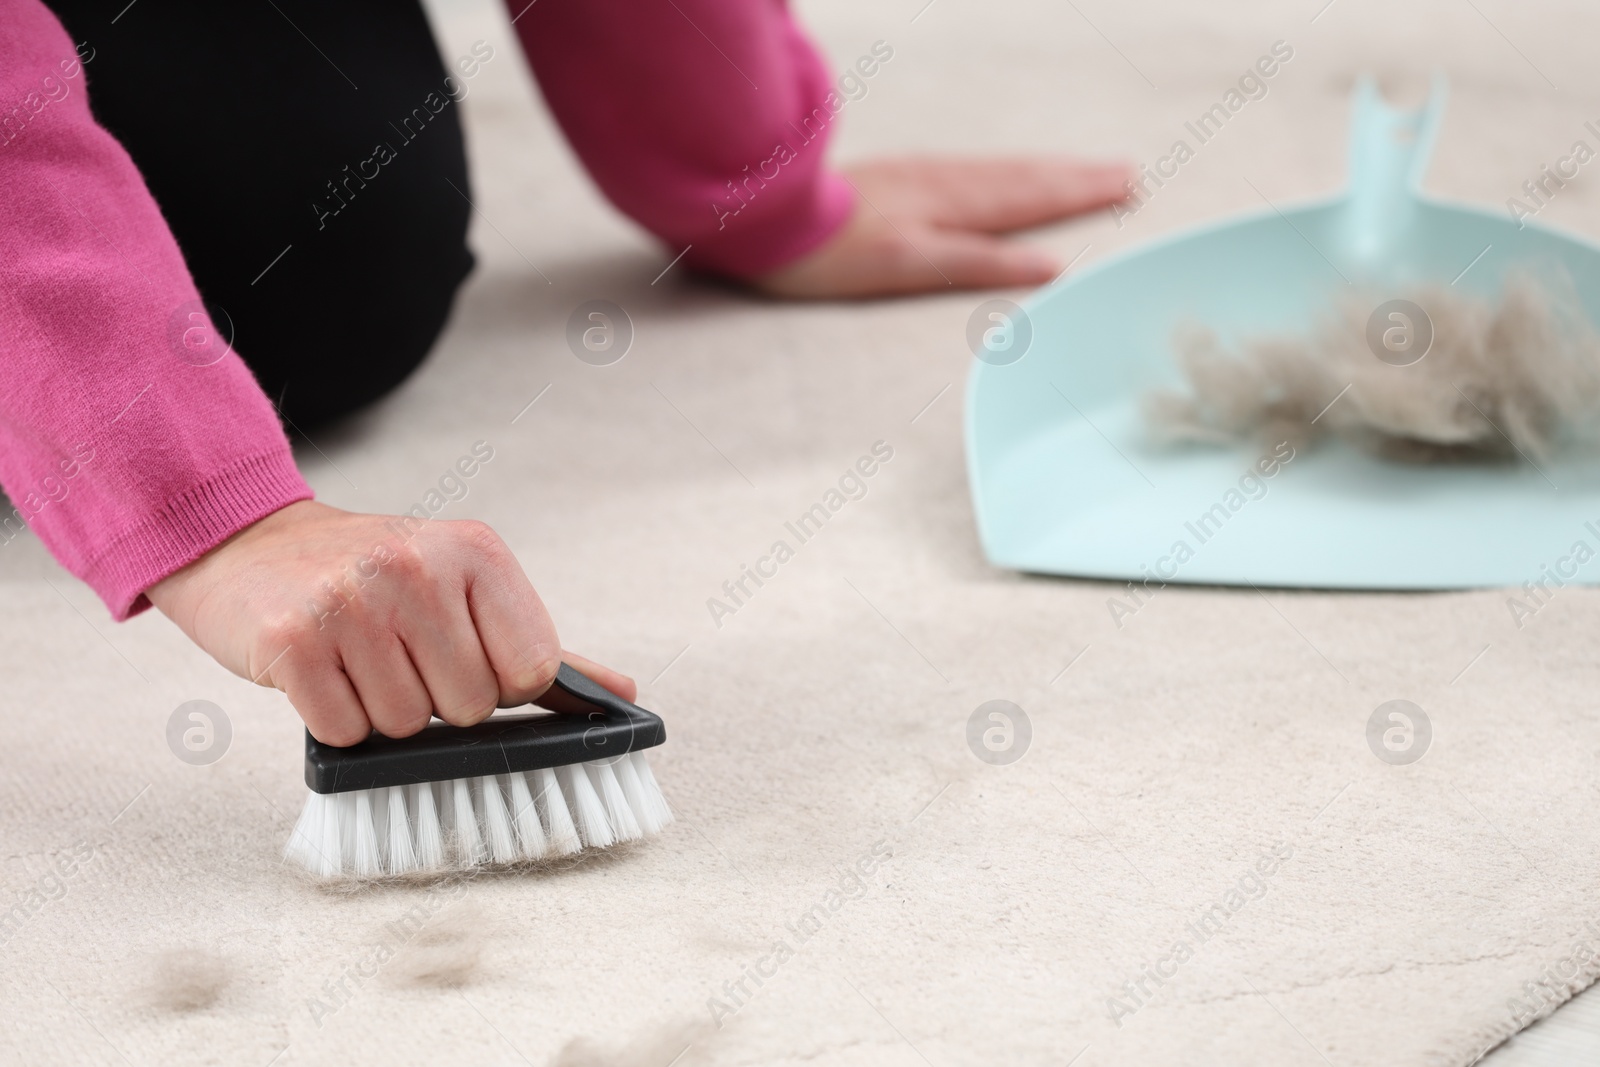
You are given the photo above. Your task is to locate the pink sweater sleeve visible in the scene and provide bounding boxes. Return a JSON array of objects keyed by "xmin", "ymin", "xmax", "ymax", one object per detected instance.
[
  {"xmin": 0, "ymin": 1, "xmax": 312, "ymax": 620},
  {"xmin": 508, "ymin": 0, "xmax": 856, "ymax": 278}
]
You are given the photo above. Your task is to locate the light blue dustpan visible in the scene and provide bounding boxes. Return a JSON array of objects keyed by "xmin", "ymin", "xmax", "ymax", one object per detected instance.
[{"xmin": 965, "ymin": 76, "xmax": 1600, "ymax": 589}]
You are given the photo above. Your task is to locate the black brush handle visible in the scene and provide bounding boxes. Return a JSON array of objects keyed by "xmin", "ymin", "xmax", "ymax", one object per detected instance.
[
  {"xmin": 303, "ymin": 663, "xmax": 667, "ymax": 794},
  {"xmin": 549, "ymin": 662, "xmax": 639, "ymax": 716}
]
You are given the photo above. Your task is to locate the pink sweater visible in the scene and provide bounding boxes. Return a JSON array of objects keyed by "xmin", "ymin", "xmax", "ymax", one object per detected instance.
[{"xmin": 0, "ymin": 0, "xmax": 852, "ymax": 619}]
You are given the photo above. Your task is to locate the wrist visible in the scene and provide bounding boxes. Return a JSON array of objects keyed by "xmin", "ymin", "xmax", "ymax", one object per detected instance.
[{"xmin": 147, "ymin": 499, "xmax": 323, "ymax": 616}]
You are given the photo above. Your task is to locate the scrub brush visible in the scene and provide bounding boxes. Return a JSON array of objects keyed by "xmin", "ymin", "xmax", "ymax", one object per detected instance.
[{"xmin": 284, "ymin": 663, "xmax": 671, "ymax": 879}]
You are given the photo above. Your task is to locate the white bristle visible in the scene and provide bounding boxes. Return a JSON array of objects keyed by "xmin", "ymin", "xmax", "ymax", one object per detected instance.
[
  {"xmin": 478, "ymin": 776, "xmax": 520, "ymax": 864},
  {"xmin": 413, "ymin": 782, "xmax": 444, "ymax": 869},
  {"xmin": 616, "ymin": 752, "xmax": 667, "ymax": 835},
  {"xmin": 385, "ymin": 786, "xmax": 416, "ymax": 875},
  {"xmin": 286, "ymin": 791, "xmax": 329, "ymax": 873},
  {"xmin": 629, "ymin": 751, "xmax": 674, "ymax": 831},
  {"xmin": 507, "ymin": 772, "xmax": 548, "ymax": 860},
  {"xmin": 559, "ymin": 763, "xmax": 614, "ymax": 848},
  {"xmin": 328, "ymin": 794, "xmax": 351, "ymax": 877},
  {"xmin": 587, "ymin": 760, "xmax": 642, "ymax": 842},
  {"xmin": 371, "ymin": 787, "xmax": 391, "ymax": 867},
  {"xmin": 353, "ymin": 791, "xmax": 382, "ymax": 879},
  {"xmin": 534, "ymin": 766, "xmax": 582, "ymax": 856},
  {"xmin": 451, "ymin": 778, "xmax": 485, "ymax": 865},
  {"xmin": 283, "ymin": 751, "xmax": 671, "ymax": 880},
  {"xmin": 348, "ymin": 795, "xmax": 368, "ymax": 870}
]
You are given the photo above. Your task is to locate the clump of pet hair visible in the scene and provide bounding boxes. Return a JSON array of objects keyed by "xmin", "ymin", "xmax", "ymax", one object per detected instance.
[
  {"xmin": 1142, "ymin": 270, "xmax": 1600, "ymax": 463},
  {"xmin": 390, "ymin": 904, "xmax": 486, "ymax": 988},
  {"xmin": 141, "ymin": 947, "xmax": 229, "ymax": 1012},
  {"xmin": 553, "ymin": 1018, "xmax": 717, "ymax": 1067}
]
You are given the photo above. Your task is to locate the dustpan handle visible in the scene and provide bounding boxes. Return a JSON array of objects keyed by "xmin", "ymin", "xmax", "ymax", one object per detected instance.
[{"xmin": 1343, "ymin": 73, "xmax": 1447, "ymax": 257}]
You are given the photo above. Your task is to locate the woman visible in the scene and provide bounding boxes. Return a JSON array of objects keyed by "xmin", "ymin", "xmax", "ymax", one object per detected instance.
[{"xmin": 2, "ymin": 0, "xmax": 1128, "ymax": 743}]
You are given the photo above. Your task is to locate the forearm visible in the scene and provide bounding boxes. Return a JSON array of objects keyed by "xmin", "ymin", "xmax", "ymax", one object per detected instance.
[
  {"xmin": 507, "ymin": 0, "xmax": 855, "ymax": 277},
  {"xmin": 0, "ymin": 0, "xmax": 311, "ymax": 618}
]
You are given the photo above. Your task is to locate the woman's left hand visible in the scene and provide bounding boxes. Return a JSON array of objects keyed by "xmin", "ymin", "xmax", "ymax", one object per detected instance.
[{"xmin": 752, "ymin": 156, "xmax": 1132, "ymax": 299}]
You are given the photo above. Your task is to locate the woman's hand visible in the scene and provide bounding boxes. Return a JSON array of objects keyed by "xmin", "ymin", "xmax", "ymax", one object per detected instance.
[
  {"xmin": 147, "ymin": 500, "xmax": 635, "ymax": 746},
  {"xmin": 753, "ymin": 156, "xmax": 1132, "ymax": 299}
]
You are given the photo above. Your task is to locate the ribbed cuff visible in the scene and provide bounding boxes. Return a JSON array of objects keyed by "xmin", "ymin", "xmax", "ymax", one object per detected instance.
[
  {"xmin": 83, "ymin": 448, "xmax": 314, "ymax": 620},
  {"xmin": 685, "ymin": 170, "xmax": 858, "ymax": 279}
]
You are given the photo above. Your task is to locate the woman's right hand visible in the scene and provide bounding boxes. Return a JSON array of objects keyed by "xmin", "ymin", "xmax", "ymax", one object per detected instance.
[{"xmin": 146, "ymin": 500, "xmax": 636, "ymax": 746}]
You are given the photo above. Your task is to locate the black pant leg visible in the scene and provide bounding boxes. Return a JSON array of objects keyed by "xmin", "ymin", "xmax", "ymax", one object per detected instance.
[{"xmin": 44, "ymin": 0, "xmax": 476, "ymax": 427}]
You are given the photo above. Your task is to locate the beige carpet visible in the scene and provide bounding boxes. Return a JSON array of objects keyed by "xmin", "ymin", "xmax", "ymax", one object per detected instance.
[{"xmin": 5, "ymin": 0, "xmax": 1600, "ymax": 1064}]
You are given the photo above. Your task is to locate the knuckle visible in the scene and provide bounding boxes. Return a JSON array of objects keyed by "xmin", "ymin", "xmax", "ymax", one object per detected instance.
[
  {"xmin": 474, "ymin": 677, "xmax": 502, "ymax": 709},
  {"xmin": 435, "ymin": 700, "xmax": 495, "ymax": 728},
  {"xmin": 376, "ymin": 705, "xmax": 433, "ymax": 739},
  {"xmin": 260, "ymin": 612, "xmax": 323, "ymax": 652},
  {"xmin": 384, "ymin": 538, "xmax": 429, "ymax": 582},
  {"xmin": 511, "ymin": 653, "xmax": 560, "ymax": 696},
  {"xmin": 313, "ymin": 718, "xmax": 371, "ymax": 748},
  {"xmin": 435, "ymin": 675, "xmax": 501, "ymax": 726},
  {"xmin": 453, "ymin": 519, "xmax": 506, "ymax": 560},
  {"xmin": 364, "ymin": 681, "xmax": 435, "ymax": 736}
]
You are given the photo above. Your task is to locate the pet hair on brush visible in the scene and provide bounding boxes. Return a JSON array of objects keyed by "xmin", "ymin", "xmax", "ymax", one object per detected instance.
[{"xmin": 284, "ymin": 663, "xmax": 671, "ymax": 880}]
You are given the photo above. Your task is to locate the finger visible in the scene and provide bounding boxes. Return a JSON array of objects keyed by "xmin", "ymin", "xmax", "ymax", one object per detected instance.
[
  {"xmin": 400, "ymin": 591, "xmax": 502, "ymax": 728},
  {"xmin": 271, "ymin": 647, "xmax": 371, "ymax": 747},
  {"xmin": 530, "ymin": 651, "xmax": 639, "ymax": 714},
  {"xmin": 945, "ymin": 158, "xmax": 1134, "ymax": 232},
  {"xmin": 825, "ymin": 228, "xmax": 1059, "ymax": 298},
  {"xmin": 559, "ymin": 651, "xmax": 637, "ymax": 703},
  {"xmin": 925, "ymin": 230, "xmax": 1065, "ymax": 289},
  {"xmin": 456, "ymin": 526, "xmax": 564, "ymax": 707},
  {"xmin": 857, "ymin": 157, "xmax": 1134, "ymax": 233},
  {"xmin": 339, "ymin": 634, "xmax": 435, "ymax": 738}
]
